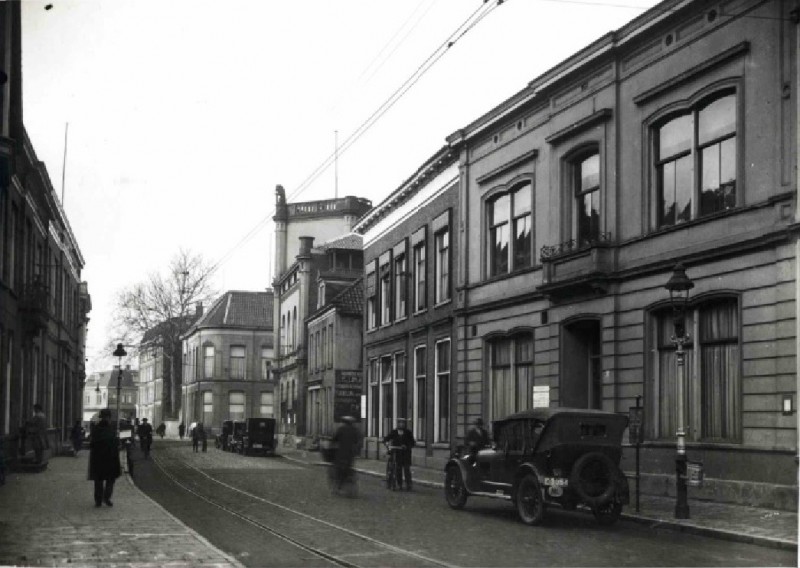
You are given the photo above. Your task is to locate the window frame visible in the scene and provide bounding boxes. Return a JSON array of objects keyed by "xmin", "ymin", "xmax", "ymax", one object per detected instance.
[
  {"xmin": 484, "ymin": 179, "xmax": 534, "ymax": 279},
  {"xmin": 434, "ymin": 338, "xmax": 451, "ymax": 443},
  {"xmin": 229, "ymin": 345, "xmax": 246, "ymax": 380},
  {"xmin": 650, "ymin": 85, "xmax": 740, "ymax": 231},
  {"xmin": 434, "ymin": 228, "xmax": 450, "ymax": 305},
  {"xmin": 413, "ymin": 345, "xmax": 427, "ymax": 442},
  {"xmin": 413, "ymin": 241, "xmax": 427, "ymax": 313}
]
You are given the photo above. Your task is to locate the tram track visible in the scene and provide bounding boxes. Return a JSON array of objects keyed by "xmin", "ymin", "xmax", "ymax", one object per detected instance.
[{"xmin": 151, "ymin": 451, "xmax": 458, "ymax": 568}]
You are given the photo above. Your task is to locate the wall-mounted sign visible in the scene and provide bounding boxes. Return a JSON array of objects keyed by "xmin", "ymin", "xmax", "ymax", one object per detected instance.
[
  {"xmin": 533, "ymin": 386, "xmax": 550, "ymax": 408},
  {"xmin": 334, "ymin": 371, "xmax": 363, "ymax": 423}
]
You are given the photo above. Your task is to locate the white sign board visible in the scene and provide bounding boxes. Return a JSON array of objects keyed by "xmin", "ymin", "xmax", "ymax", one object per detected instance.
[{"xmin": 533, "ymin": 386, "xmax": 550, "ymax": 408}]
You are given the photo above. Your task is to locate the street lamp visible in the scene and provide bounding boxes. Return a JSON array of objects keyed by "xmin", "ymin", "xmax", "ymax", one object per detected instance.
[
  {"xmin": 664, "ymin": 263, "xmax": 694, "ymax": 519},
  {"xmin": 113, "ymin": 343, "xmax": 127, "ymax": 437}
]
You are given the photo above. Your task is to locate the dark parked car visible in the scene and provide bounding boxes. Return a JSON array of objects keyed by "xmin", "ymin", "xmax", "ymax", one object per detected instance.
[
  {"xmin": 241, "ymin": 418, "xmax": 276, "ymax": 456},
  {"xmin": 444, "ymin": 408, "xmax": 629, "ymax": 526}
]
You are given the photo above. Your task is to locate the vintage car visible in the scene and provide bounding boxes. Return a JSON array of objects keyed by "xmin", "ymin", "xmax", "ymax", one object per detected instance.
[
  {"xmin": 228, "ymin": 419, "xmax": 276, "ymax": 456},
  {"xmin": 444, "ymin": 408, "xmax": 629, "ymax": 526}
]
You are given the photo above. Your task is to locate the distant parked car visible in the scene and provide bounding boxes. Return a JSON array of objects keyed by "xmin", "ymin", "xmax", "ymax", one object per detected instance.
[
  {"xmin": 444, "ymin": 408, "xmax": 630, "ymax": 526},
  {"xmin": 240, "ymin": 418, "xmax": 276, "ymax": 456}
]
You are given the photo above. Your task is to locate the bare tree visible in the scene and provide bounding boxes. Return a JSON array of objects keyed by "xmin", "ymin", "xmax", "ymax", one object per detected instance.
[{"xmin": 108, "ymin": 249, "xmax": 217, "ymax": 419}]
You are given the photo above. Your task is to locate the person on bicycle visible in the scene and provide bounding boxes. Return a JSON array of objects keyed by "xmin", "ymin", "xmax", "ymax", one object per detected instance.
[
  {"xmin": 383, "ymin": 418, "xmax": 416, "ymax": 491},
  {"xmin": 331, "ymin": 416, "xmax": 361, "ymax": 496}
]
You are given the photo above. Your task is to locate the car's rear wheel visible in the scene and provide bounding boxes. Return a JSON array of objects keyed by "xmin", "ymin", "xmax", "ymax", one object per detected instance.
[
  {"xmin": 592, "ymin": 500, "xmax": 623, "ymax": 525},
  {"xmin": 444, "ymin": 465, "xmax": 468, "ymax": 509},
  {"xmin": 516, "ymin": 474, "xmax": 546, "ymax": 525},
  {"xmin": 569, "ymin": 452, "xmax": 618, "ymax": 507}
]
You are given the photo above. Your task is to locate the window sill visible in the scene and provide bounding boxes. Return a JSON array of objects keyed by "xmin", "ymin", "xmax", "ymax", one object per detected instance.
[
  {"xmin": 395, "ymin": 315, "xmax": 408, "ymax": 324},
  {"xmin": 434, "ymin": 298, "xmax": 452, "ymax": 309},
  {"xmin": 413, "ymin": 308, "xmax": 427, "ymax": 317},
  {"xmin": 432, "ymin": 442, "xmax": 451, "ymax": 449},
  {"xmin": 481, "ymin": 264, "xmax": 538, "ymax": 286}
]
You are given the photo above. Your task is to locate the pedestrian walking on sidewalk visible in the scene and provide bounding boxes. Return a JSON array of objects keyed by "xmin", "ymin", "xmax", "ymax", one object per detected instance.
[
  {"xmin": 178, "ymin": 422, "xmax": 186, "ymax": 440},
  {"xmin": 156, "ymin": 423, "xmax": 166, "ymax": 438},
  {"xmin": 192, "ymin": 423, "xmax": 202, "ymax": 452},
  {"xmin": 26, "ymin": 404, "xmax": 48, "ymax": 464},
  {"xmin": 138, "ymin": 418, "xmax": 153, "ymax": 458},
  {"xmin": 88, "ymin": 408, "xmax": 121, "ymax": 507},
  {"xmin": 70, "ymin": 421, "xmax": 84, "ymax": 456}
]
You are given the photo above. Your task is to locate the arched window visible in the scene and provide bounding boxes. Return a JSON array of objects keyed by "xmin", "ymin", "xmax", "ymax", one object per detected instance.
[
  {"xmin": 486, "ymin": 181, "xmax": 532, "ymax": 277},
  {"xmin": 654, "ymin": 90, "xmax": 737, "ymax": 228}
]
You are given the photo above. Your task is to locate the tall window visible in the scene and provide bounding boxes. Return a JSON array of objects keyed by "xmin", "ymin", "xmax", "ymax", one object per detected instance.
[
  {"xmin": 489, "ymin": 334, "xmax": 534, "ymax": 420},
  {"xmin": 261, "ymin": 348, "xmax": 271, "ymax": 381},
  {"xmin": 229, "ymin": 391, "xmax": 246, "ymax": 421},
  {"xmin": 321, "ymin": 327, "xmax": 327, "ymax": 370},
  {"xmin": 655, "ymin": 91, "xmax": 737, "ymax": 228},
  {"xmin": 649, "ymin": 298, "xmax": 740, "ymax": 442},
  {"xmin": 395, "ymin": 352, "xmax": 407, "ymax": 422},
  {"xmin": 328, "ymin": 323, "xmax": 334, "ymax": 367},
  {"xmin": 230, "ymin": 346, "xmax": 245, "ymax": 380},
  {"xmin": 394, "ymin": 253, "xmax": 407, "ymax": 319},
  {"xmin": 434, "ymin": 339, "xmax": 450, "ymax": 442},
  {"xmin": 487, "ymin": 181, "xmax": 532, "ymax": 277},
  {"xmin": 575, "ymin": 152, "xmax": 600, "ymax": 244},
  {"xmin": 202, "ymin": 391, "xmax": 213, "ymax": 425},
  {"xmin": 260, "ymin": 392, "xmax": 274, "ymax": 417},
  {"xmin": 434, "ymin": 229, "xmax": 450, "ymax": 304},
  {"xmin": 203, "ymin": 345, "xmax": 215, "ymax": 379},
  {"xmin": 413, "ymin": 346, "xmax": 426, "ymax": 440},
  {"xmin": 413, "ymin": 242, "xmax": 426, "ymax": 312},
  {"xmin": 369, "ymin": 358, "xmax": 379, "ymax": 436},
  {"xmin": 366, "ymin": 269, "xmax": 377, "ymax": 330},
  {"xmin": 380, "ymin": 263, "xmax": 391, "ymax": 325},
  {"xmin": 380, "ymin": 355, "xmax": 393, "ymax": 436}
]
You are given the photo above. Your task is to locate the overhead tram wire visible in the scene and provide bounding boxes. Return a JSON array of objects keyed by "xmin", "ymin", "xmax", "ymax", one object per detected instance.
[{"xmin": 206, "ymin": 0, "xmax": 507, "ymax": 279}]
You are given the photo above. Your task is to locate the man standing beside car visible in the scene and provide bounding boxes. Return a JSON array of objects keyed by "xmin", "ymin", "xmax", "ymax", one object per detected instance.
[
  {"xmin": 465, "ymin": 417, "xmax": 490, "ymax": 465},
  {"xmin": 383, "ymin": 418, "xmax": 416, "ymax": 491}
]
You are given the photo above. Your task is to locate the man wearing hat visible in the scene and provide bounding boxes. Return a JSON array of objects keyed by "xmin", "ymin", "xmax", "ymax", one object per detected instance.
[
  {"xmin": 465, "ymin": 417, "xmax": 490, "ymax": 464},
  {"xmin": 88, "ymin": 408, "xmax": 121, "ymax": 507},
  {"xmin": 383, "ymin": 418, "xmax": 416, "ymax": 491}
]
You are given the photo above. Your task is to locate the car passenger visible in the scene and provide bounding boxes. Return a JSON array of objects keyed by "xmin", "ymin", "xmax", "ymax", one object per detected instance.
[{"xmin": 465, "ymin": 417, "xmax": 490, "ymax": 464}]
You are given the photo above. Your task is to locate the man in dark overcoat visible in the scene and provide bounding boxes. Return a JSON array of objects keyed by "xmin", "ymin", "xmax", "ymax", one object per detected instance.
[
  {"xmin": 88, "ymin": 408, "xmax": 121, "ymax": 507},
  {"xmin": 331, "ymin": 416, "xmax": 361, "ymax": 494},
  {"xmin": 383, "ymin": 418, "xmax": 416, "ymax": 490}
]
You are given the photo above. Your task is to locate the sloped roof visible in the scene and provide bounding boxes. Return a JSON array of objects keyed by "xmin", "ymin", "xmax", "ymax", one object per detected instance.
[
  {"xmin": 89, "ymin": 368, "xmax": 138, "ymax": 389},
  {"xmin": 328, "ymin": 277, "xmax": 364, "ymax": 317},
  {"xmin": 192, "ymin": 290, "xmax": 273, "ymax": 331},
  {"xmin": 313, "ymin": 233, "xmax": 363, "ymax": 252},
  {"xmin": 142, "ymin": 314, "xmax": 199, "ymax": 344}
]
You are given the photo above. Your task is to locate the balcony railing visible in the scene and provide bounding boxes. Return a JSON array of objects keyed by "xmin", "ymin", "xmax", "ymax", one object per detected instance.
[
  {"xmin": 540, "ymin": 232, "xmax": 613, "ymax": 261},
  {"xmin": 538, "ymin": 233, "xmax": 615, "ymax": 299}
]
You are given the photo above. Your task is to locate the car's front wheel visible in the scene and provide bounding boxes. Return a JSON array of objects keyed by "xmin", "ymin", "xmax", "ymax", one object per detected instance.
[
  {"xmin": 592, "ymin": 500, "xmax": 623, "ymax": 525},
  {"xmin": 444, "ymin": 465, "xmax": 468, "ymax": 509},
  {"xmin": 516, "ymin": 474, "xmax": 546, "ymax": 526}
]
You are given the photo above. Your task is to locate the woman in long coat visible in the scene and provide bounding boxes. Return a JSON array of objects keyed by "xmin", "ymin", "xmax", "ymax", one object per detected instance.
[{"xmin": 88, "ymin": 409, "xmax": 121, "ymax": 507}]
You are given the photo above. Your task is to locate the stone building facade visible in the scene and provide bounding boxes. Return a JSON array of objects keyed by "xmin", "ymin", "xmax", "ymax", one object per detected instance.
[
  {"xmin": 354, "ymin": 147, "xmax": 460, "ymax": 468},
  {"xmin": 0, "ymin": 2, "xmax": 91, "ymax": 459},
  {"xmin": 82, "ymin": 367, "xmax": 138, "ymax": 425},
  {"xmin": 182, "ymin": 291, "xmax": 274, "ymax": 433},
  {"xmin": 444, "ymin": 0, "xmax": 797, "ymax": 509}
]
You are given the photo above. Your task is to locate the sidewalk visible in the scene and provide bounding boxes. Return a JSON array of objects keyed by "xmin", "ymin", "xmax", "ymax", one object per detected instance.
[
  {"xmin": 279, "ymin": 446, "xmax": 799, "ymax": 552},
  {"xmin": 0, "ymin": 450, "xmax": 243, "ymax": 568}
]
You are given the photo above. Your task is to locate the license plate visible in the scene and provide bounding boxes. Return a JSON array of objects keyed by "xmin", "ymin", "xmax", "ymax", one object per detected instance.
[{"xmin": 544, "ymin": 477, "xmax": 568, "ymax": 487}]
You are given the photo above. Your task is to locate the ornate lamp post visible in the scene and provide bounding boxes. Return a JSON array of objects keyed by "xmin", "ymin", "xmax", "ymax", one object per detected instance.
[
  {"xmin": 664, "ymin": 263, "xmax": 694, "ymax": 519},
  {"xmin": 112, "ymin": 343, "xmax": 127, "ymax": 437}
]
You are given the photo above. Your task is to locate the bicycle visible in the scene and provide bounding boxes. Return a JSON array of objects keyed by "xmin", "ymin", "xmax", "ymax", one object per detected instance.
[{"xmin": 385, "ymin": 445, "xmax": 403, "ymax": 490}]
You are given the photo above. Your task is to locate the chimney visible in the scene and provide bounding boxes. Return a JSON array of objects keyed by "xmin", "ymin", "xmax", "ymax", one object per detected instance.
[
  {"xmin": 298, "ymin": 236, "xmax": 315, "ymax": 257},
  {"xmin": 195, "ymin": 302, "xmax": 204, "ymax": 317}
]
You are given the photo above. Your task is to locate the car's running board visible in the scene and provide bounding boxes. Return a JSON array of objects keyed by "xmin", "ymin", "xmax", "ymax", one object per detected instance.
[{"xmin": 468, "ymin": 491, "xmax": 513, "ymax": 501}]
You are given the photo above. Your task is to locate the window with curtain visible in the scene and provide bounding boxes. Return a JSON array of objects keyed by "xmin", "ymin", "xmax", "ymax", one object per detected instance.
[
  {"xmin": 487, "ymin": 181, "xmax": 533, "ymax": 277},
  {"xmin": 394, "ymin": 253, "xmax": 407, "ymax": 318},
  {"xmin": 230, "ymin": 346, "xmax": 245, "ymax": 380},
  {"xmin": 229, "ymin": 391, "xmax": 246, "ymax": 421},
  {"xmin": 574, "ymin": 152, "xmax": 600, "ymax": 245},
  {"xmin": 489, "ymin": 333, "xmax": 535, "ymax": 420},
  {"xmin": 435, "ymin": 229, "xmax": 450, "ymax": 304},
  {"xmin": 321, "ymin": 327, "xmax": 327, "ymax": 370},
  {"xmin": 649, "ymin": 298, "xmax": 739, "ymax": 442},
  {"xmin": 328, "ymin": 324, "xmax": 334, "ymax": 367},
  {"xmin": 380, "ymin": 264, "xmax": 391, "ymax": 325},
  {"xmin": 435, "ymin": 339, "xmax": 450, "ymax": 442},
  {"xmin": 395, "ymin": 352, "xmax": 407, "ymax": 421},
  {"xmin": 413, "ymin": 242, "xmax": 426, "ymax": 312},
  {"xmin": 369, "ymin": 358, "xmax": 379, "ymax": 436},
  {"xmin": 380, "ymin": 355, "xmax": 393, "ymax": 436},
  {"xmin": 260, "ymin": 392, "xmax": 274, "ymax": 417},
  {"xmin": 366, "ymin": 268, "xmax": 377, "ymax": 330},
  {"xmin": 203, "ymin": 345, "xmax": 214, "ymax": 379},
  {"xmin": 655, "ymin": 90, "xmax": 737, "ymax": 228},
  {"xmin": 202, "ymin": 391, "xmax": 213, "ymax": 425},
  {"xmin": 414, "ymin": 346, "xmax": 426, "ymax": 441}
]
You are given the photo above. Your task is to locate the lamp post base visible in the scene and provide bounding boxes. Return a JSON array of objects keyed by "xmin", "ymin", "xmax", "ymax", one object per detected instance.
[{"xmin": 675, "ymin": 453, "xmax": 690, "ymax": 519}]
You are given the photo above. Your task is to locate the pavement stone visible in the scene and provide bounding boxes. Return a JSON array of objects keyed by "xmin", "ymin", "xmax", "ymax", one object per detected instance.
[
  {"xmin": 277, "ymin": 446, "xmax": 799, "ymax": 552},
  {"xmin": 0, "ymin": 450, "xmax": 243, "ymax": 568}
]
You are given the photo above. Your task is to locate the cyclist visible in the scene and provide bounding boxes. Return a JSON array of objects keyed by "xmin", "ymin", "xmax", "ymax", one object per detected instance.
[
  {"xmin": 331, "ymin": 416, "xmax": 361, "ymax": 496},
  {"xmin": 383, "ymin": 418, "xmax": 416, "ymax": 491}
]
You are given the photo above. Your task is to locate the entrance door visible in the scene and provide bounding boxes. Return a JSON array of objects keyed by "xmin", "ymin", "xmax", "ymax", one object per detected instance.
[{"xmin": 561, "ymin": 320, "xmax": 602, "ymax": 409}]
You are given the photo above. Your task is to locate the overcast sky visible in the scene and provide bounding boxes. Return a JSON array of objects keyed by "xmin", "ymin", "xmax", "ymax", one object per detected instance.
[{"xmin": 20, "ymin": 0, "xmax": 659, "ymax": 372}]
